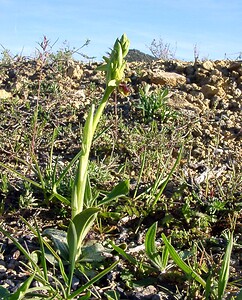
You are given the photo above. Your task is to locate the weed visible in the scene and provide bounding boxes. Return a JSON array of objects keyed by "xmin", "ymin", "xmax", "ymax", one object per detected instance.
[
  {"xmin": 162, "ymin": 229, "xmax": 236, "ymax": 299},
  {"xmin": 49, "ymin": 39, "xmax": 93, "ymax": 73},
  {"xmin": 148, "ymin": 37, "xmax": 176, "ymax": 60},
  {"xmin": 136, "ymin": 84, "xmax": 177, "ymax": 124},
  {"xmin": 0, "ymin": 45, "xmax": 13, "ymax": 64},
  {"xmin": 19, "ymin": 182, "xmax": 38, "ymax": 208}
]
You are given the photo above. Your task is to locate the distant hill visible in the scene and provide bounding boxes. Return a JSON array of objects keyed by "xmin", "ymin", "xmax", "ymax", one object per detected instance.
[{"xmin": 126, "ymin": 49, "xmax": 158, "ymax": 62}]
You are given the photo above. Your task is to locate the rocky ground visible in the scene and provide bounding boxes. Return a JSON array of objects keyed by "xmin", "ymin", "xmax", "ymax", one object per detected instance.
[{"xmin": 0, "ymin": 51, "xmax": 241, "ymax": 299}]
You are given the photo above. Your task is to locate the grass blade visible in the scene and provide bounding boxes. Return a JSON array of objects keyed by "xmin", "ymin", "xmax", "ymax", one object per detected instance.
[
  {"xmin": 68, "ymin": 260, "xmax": 119, "ymax": 299},
  {"xmin": 9, "ymin": 274, "xmax": 35, "ymax": 300},
  {"xmin": 0, "ymin": 226, "xmax": 41, "ymax": 274},
  {"xmin": 152, "ymin": 146, "xmax": 183, "ymax": 208},
  {"xmin": 0, "ymin": 161, "xmax": 42, "ymax": 189},
  {"xmin": 133, "ymin": 149, "xmax": 146, "ymax": 199},
  {"xmin": 162, "ymin": 233, "xmax": 206, "ymax": 287},
  {"xmin": 35, "ymin": 220, "xmax": 48, "ymax": 282},
  {"xmin": 218, "ymin": 231, "xmax": 233, "ymax": 300}
]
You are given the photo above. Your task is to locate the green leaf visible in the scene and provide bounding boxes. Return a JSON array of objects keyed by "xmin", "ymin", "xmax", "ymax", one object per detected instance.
[
  {"xmin": 236, "ymin": 288, "xmax": 242, "ymax": 300},
  {"xmin": 218, "ymin": 231, "xmax": 233, "ymax": 300},
  {"xmin": 9, "ymin": 274, "xmax": 35, "ymax": 300},
  {"xmin": 80, "ymin": 243, "xmax": 108, "ymax": 263},
  {"xmin": 51, "ymin": 192, "xmax": 70, "ymax": 205},
  {"xmin": 96, "ymin": 63, "xmax": 108, "ymax": 72},
  {"xmin": 104, "ymin": 290, "xmax": 120, "ymax": 300},
  {"xmin": 67, "ymin": 220, "xmax": 78, "ymax": 294},
  {"xmin": 110, "ymin": 242, "xmax": 139, "ymax": 266},
  {"xmin": 68, "ymin": 260, "xmax": 119, "ymax": 299},
  {"xmin": 98, "ymin": 180, "xmax": 129, "ymax": 206},
  {"xmin": 42, "ymin": 228, "xmax": 69, "ymax": 262},
  {"xmin": 72, "ymin": 105, "xmax": 94, "ymax": 218},
  {"xmin": 0, "ymin": 286, "xmax": 10, "ymax": 299},
  {"xmin": 145, "ymin": 222, "xmax": 157, "ymax": 258},
  {"xmin": 110, "ymin": 242, "xmax": 155, "ymax": 273},
  {"xmin": 145, "ymin": 222, "xmax": 165, "ymax": 270},
  {"xmin": 67, "ymin": 208, "xmax": 100, "ymax": 259},
  {"xmin": 84, "ymin": 174, "xmax": 99, "ymax": 208},
  {"xmin": 162, "ymin": 233, "xmax": 206, "ymax": 287}
]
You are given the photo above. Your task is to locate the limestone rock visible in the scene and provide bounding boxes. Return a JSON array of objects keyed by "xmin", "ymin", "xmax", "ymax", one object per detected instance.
[
  {"xmin": 202, "ymin": 60, "xmax": 214, "ymax": 71},
  {"xmin": 66, "ymin": 64, "xmax": 83, "ymax": 80},
  {"xmin": 0, "ymin": 89, "xmax": 11, "ymax": 99},
  {"xmin": 201, "ymin": 84, "xmax": 219, "ymax": 98},
  {"xmin": 168, "ymin": 91, "xmax": 201, "ymax": 113},
  {"xmin": 148, "ymin": 71, "xmax": 186, "ymax": 86}
]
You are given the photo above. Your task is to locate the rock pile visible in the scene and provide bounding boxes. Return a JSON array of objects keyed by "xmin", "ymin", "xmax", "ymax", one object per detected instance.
[
  {"xmin": 127, "ymin": 59, "xmax": 241, "ymax": 178},
  {"xmin": 0, "ymin": 56, "xmax": 241, "ymax": 187}
]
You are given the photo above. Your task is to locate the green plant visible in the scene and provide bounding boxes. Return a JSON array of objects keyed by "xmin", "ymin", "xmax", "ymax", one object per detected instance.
[
  {"xmin": 136, "ymin": 84, "xmax": 177, "ymax": 124},
  {"xmin": 0, "ymin": 218, "xmax": 118, "ymax": 299},
  {"xmin": 111, "ymin": 222, "xmax": 170, "ymax": 272},
  {"xmin": 0, "ymin": 34, "xmax": 130, "ymax": 299},
  {"xmin": 134, "ymin": 145, "xmax": 183, "ymax": 212},
  {"xmin": 0, "ymin": 45, "xmax": 14, "ymax": 64},
  {"xmin": 162, "ymin": 230, "xmax": 235, "ymax": 299},
  {"xmin": 145, "ymin": 221, "xmax": 170, "ymax": 271},
  {"xmin": 19, "ymin": 181, "xmax": 38, "ymax": 208}
]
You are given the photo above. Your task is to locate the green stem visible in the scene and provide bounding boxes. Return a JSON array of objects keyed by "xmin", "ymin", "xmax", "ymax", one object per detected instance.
[
  {"xmin": 71, "ymin": 85, "xmax": 115, "ymax": 218},
  {"xmin": 92, "ymin": 86, "xmax": 115, "ymax": 135}
]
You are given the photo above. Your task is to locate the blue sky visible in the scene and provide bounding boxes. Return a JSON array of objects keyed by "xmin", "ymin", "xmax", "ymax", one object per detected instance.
[{"xmin": 1, "ymin": 0, "xmax": 242, "ymax": 61}]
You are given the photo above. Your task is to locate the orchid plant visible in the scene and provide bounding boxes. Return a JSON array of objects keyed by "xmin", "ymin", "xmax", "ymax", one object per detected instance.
[{"xmin": 0, "ymin": 34, "xmax": 130, "ymax": 300}]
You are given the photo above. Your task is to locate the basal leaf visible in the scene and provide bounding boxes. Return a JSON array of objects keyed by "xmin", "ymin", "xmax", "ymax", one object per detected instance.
[
  {"xmin": 145, "ymin": 222, "xmax": 165, "ymax": 270},
  {"xmin": 67, "ymin": 208, "xmax": 100, "ymax": 259},
  {"xmin": 43, "ymin": 228, "xmax": 69, "ymax": 261},
  {"xmin": 98, "ymin": 180, "xmax": 129, "ymax": 206}
]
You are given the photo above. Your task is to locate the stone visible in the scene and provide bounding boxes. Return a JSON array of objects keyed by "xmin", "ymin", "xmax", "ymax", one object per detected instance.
[
  {"xmin": 0, "ymin": 89, "xmax": 11, "ymax": 99},
  {"xmin": 211, "ymin": 69, "xmax": 222, "ymax": 77},
  {"xmin": 202, "ymin": 60, "xmax": 214, "ymax": 71},
  {"xmin": 233, "ymin": 88, "xmax": 242, "ymax": 98},
  {"xmin": 185, "ymin": 65, "xmax": 196, "ymax": 76},
  {"xmin": 168, "ymin": 91, "xmax": 201, "ymax": 113},
  {"xmin": 201, "ymin": 84, "xmax": 219, "ymax": 98},
  {"xmin": 0, "ymin": 264, "xmax": 6, "ymax": 273},
  {"xmin": 66, "ymin": 64, "xmax": 83, "ymax": 80},
  {"xmin": 148, "ymin": 71, "xmax": 186, "ymax": 86},
  {"xmin": 229, "ymin": 61, "xmax": 242, "ymax": 71}
]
